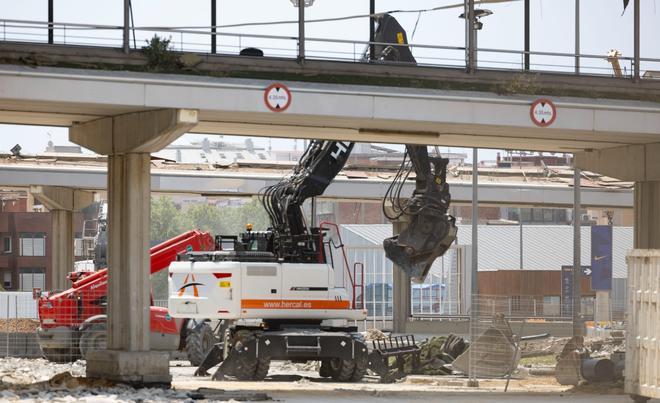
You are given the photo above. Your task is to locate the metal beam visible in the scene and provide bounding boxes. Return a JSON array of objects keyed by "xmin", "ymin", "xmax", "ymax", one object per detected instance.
[
  {"xmin": 572, "ymin": 167, "xmax": 582, "ymax": 337},
  {"xmin": 469, "ymin": 147, "xmax": 479, "ymax": 387},
  {"xmin": 211, "ymin": 0, "xmax": 217, "ymax": 54}
]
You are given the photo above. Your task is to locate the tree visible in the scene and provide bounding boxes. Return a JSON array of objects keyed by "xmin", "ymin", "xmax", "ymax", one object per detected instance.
[
  {"xmin": 180, "ymin": 202, "xmax": 224, "ymax": 234},
  {"xmin": 151, "ymin": 196, "xmax": 183, "ymax": 242}
]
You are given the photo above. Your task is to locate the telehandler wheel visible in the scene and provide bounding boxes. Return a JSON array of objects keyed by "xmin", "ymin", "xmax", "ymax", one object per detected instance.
[
  {"xmin": 329, "ymin": 358, "xmax": 356, "ymax": 382},
  {"xmin": 79, "ymin": 323, "xmax": 107, "ymax": 359},
  {"xmin": 185, "ymin": 321, "xmax": 215, "ymax": 367}
]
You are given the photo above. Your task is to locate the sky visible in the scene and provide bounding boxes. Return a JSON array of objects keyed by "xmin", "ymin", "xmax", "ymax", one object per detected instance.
[{"xmin": 1, "ymin": 0, "xmax": 659, "ymax": 162}]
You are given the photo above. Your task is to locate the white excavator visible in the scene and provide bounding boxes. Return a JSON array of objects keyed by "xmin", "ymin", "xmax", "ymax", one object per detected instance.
[{"xmin": 168, "ymin": 14, "xmax": 457, "ymax": 382}]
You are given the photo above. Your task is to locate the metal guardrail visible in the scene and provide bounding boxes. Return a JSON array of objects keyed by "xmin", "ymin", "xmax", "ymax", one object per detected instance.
[{"xmin": 2, "ymin": 18, "xmax": 660, "ymax": 79}]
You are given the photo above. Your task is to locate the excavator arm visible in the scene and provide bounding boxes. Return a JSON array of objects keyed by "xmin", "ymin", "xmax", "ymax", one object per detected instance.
[{"xmin": 258, "ymin": 14, "xmax": 456, "ymax": 281}]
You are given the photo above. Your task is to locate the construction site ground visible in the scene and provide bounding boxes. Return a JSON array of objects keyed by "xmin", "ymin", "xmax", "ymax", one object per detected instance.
[{"xmin": 1, "ymin": 357, "xmax": 657, "ymax": 402}]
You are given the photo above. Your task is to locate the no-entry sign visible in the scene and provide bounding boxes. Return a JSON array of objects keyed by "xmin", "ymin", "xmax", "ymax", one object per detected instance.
[
  {"xmin": 530, "ymin": 98, "xmax": 557, "ymax": 127},
  {"xmin": 264, "ymin": 83, "xmax": 292, "ymax": 112}
]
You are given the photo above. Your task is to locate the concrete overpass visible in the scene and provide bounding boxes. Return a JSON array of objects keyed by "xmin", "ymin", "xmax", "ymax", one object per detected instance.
[
  {"xmin": 0, "ymin": 158, "xmax": 633, "ymax": 209},
  {"xmin": 1, "ymin": 63, "xmax": 660, "ymax": 153},
  {"xmin": 0, "ymin": 47, "xmax": 658, "ymax": 383}
]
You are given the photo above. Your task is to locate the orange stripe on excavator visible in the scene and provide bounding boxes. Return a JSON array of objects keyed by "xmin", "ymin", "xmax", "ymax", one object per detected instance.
[{"xmin": 241, "ymin": 299, "xmax": 350, "ymax": 310}]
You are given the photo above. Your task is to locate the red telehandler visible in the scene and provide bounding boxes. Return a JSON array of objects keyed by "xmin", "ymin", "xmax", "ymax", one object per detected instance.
[{"xmin": 35, "ymin": 229, "xmax": 217, "ymax": 364}]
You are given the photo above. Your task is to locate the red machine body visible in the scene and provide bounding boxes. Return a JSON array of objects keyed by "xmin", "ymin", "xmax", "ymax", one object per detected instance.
[{"xmin": 37, "ymin": 230, "xmax": 215, "ymax": 335}]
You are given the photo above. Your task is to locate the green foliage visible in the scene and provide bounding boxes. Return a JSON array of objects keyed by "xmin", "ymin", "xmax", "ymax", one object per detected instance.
[
  {"xmin": 150, "ymin": 196, "xmax": 272, "ymax": 243},
  {"xmin": 142, "ymin": 35, "xmax": 181, "ymax": 71},
  {"xmin": 180, "ymin": 202, "xmax": 224, "ymax": 234},
  {"xmin": 151, "ymin": 196, "xmax": 183, "ymax": 242}
]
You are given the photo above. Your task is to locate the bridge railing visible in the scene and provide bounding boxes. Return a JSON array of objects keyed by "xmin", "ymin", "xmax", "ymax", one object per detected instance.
[{"xmin": 2, "ymin": 18, "xmax": 659, "ymax": 79}]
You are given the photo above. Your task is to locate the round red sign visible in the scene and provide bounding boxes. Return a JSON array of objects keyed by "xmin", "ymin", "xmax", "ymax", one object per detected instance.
[
  {"xmin": 264, "ymin": 83, "xmax": 292, "ymax": 113},
  {"xmin": 530, "ymin": 98, "xmax": 557, "ymax": 127}
]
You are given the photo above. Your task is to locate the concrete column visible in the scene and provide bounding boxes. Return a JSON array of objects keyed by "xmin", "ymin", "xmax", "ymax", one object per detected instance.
[
  {"xmin": 634, "ymin": 181, "xmax": 660, "ymax": 248},
  {"xmin": 392, "ymin": 218, "xmax": 411, "ymax": 334},
  {"xmin": 70, "ymin": 109, "xmax": 197, "ymax": 385},
  {"xmin": 106, "ymin": 153, "xmax": 151, "ymax": 351},
  {"xmin": 50, "ymin": 210, "xmax": 74, "ymax": 291},
  {"xmin": 30, "ymin": 186, "xmax": 93, "ymax": 291},
  {"xmin": 575, "ymin": 144, "xmax": 660, "ymax": 249}
]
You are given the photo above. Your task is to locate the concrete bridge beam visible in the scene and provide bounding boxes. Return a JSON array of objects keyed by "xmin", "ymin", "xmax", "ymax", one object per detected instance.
[
  {"xmin": 29, "ymin": 185, "xmax": 93, "ymax": 290},
  {"xmin": 70, "ymin": 108, "xmax": 197, "ymax": 385},
  {"xmin": 576, "ymin": 144, "xmax": 660, "ymax": 248}
]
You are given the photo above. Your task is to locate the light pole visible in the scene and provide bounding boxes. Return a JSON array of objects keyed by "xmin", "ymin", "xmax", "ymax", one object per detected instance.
[
  {"xmin": 290, "ymin": 0, "xmax": 315, "ymax": 62},
  {"xmin": 459, "ymin": 8, "xmax": 493, "ymax": 71}
]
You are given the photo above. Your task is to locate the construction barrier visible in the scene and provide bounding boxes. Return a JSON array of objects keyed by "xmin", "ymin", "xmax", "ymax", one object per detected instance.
[{"xmin": 625, "ymin": 250, "xmax": 660, "ymax": 400}]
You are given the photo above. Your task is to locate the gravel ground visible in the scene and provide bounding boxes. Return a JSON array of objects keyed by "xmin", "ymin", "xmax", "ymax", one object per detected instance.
[
  {"xmin": 0, "ymin": 319, "xmax": 40, "ymax": 333},
  {"xmin": 0, "ymin": 358, "xmax": 86, "ymax": 384},
  {"xmin": 0, "ymin": 358, "xmax": 236, "ymax": 402}
]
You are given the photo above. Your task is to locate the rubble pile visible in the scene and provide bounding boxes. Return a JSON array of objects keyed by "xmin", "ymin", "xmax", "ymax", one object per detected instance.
[
  {"xmin": 0, "ymin": 319, "xmax": 39, "ymax": 333},
  {"xmin": 0, "ymin": 358, "xmax": 85, "ymax": 384},
  {"xmin": 363, "ymin": 329, "xmax": 387, "ymax": 341},
  {"xmin": 403, "ymin": 335, "xmax": 467, "ymax": 376},
  {"xmin": 277, "ymin": 360, "xmax": 320, "ymax": 372}
]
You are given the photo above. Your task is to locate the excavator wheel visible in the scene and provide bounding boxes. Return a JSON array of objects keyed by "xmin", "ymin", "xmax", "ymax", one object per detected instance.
[
  {"xmin": 253, "ymin": 358, "xmax": 271, "ymax": 381},
  {"xmin": 350, "ymin": 359, "xmax": 368, "ymax": 382},
  {"xmin": 329, "ymin": 358, "xmax": 356, "ymax": 382},
  {"xmin": 79, "ymin": 323, "xmax": 107, "ymax": 359},
  {"xmin": 319, "ymin": 360, "xmax": 332, "ymax": 378},
  {"xmin": 185, "ymin": 321, "xmax": 215, "ymax": 367}
]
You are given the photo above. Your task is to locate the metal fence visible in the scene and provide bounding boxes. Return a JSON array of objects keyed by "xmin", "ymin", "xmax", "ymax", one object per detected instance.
[{"xmin": 2, "ymin": 18, "xmax": 659, "ymax": 79}]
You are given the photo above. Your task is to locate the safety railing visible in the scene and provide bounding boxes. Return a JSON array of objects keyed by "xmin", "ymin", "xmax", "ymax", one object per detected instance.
[{"xmin": 2, "ymin": 19, "xmax": 660, "ymax": 79}]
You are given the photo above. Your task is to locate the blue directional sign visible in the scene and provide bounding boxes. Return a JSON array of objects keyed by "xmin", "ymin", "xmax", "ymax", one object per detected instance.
[{"xmin": 591, "ymin": 225, "xmax": 613, "ymax": 290}]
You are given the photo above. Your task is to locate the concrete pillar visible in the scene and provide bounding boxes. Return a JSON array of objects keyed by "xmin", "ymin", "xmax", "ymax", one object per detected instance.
[
  {"xmin": 392, "ymin": 218, "xmax": 411, "ymax": 334},
  {"xmin": 575, "ymin": 145, "xmax": 660, "ymax": 249},
  {"xmin": 70, "ymin": 109, "xmax": 197, "ymax": 385},
  {"xmin": 634, "ymin": 181, "xmax": 660, "ymax": 248},
  {"xmin": 50, "ymin": 210, "xmax": 74, "ymax": 291},
  {"xmin": 30, "ymin": 186, "xmax": 94, "ymax": 291}
]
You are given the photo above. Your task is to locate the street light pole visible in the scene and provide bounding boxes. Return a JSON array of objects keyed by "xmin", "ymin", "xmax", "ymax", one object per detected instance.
[
  {"xmin": 211, "ymin": 0, "xmax": 217, "ymax": 54},
  {"xmin": 298, "ymin": 2, "xmax": 305, "ymax": 62}
]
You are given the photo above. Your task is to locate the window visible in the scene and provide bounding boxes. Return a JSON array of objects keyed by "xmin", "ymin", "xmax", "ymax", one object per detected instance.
[
  {"xmin": 19, "ymin": 268, "xmax": 45, "ymax": 291},
  {"xmin": 19, "ymin": 233, "xmax": 46, "ymax": 256},
  {"xmin": 2, "ymin": 236, "xmax": 10, "ymax": 254},
  {"xmin": 1, "ymin": 271, "xmax": 11, "ymax": 289}
]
